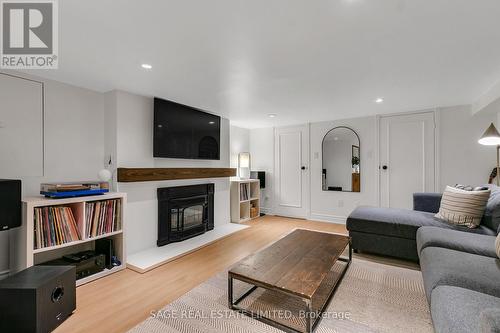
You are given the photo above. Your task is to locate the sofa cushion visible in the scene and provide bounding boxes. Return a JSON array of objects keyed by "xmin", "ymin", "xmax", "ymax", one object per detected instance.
[
  {"xmin": 413, "ymin": 192, "xmax": 442, "ymax": 213},
  {"xmin": 431, "ymin": 286, "xmax": 500, "ymax": 333},
  {"xmin": 347, "ymin": 206, "xmax": 496, "ymax": 240},
  {"xmin": 435, "ymin": 186, "xmax": 490, "ymax": 228},
  {"xmin": 483, "ymin": 184, "xmax": 500, "ymax": 234},
  {"xmin": 420, "ymin": 247, "xmax": 500, "ymax": 302},
  {"xmin": 416, "ymin": 226, "xmax": 497, "ymax": 258}
]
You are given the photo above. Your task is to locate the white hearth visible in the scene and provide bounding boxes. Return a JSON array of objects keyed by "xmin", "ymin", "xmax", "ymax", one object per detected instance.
[{"xmin": 127, "ymin": 223, "xmax": 248, "ymax": 273}]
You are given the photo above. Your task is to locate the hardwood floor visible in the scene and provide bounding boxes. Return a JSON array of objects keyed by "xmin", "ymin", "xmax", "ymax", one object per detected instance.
[{"xmin": 55, "ymin": 216, "xmax": 347, "ymax": 333}]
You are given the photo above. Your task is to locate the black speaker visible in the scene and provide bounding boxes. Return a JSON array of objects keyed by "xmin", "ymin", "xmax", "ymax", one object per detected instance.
[
  {"xmin": 95, "ymin": 238, "xmax": 115, "ymax": 269},
  {"xmin": 0, "ymin": 266, "xmax": 76, "ymax": 333},
  {"xmin": 250, "ymin": 171, "xmax": 266, "ymax": 189},
  {"xmin": 0, "ymin": 179, "xmax": 21, "ymax": 231}
]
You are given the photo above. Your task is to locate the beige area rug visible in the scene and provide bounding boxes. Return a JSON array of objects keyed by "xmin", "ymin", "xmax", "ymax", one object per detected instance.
[{"xmin": 129, "ymin": 259, "xmax": 432, "ymax": 333}]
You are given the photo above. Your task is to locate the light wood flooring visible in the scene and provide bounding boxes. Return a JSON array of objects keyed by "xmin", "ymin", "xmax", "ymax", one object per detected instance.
[{"xmin": 55, "ymin": 215, "xmax": 416, "ymax": 333}]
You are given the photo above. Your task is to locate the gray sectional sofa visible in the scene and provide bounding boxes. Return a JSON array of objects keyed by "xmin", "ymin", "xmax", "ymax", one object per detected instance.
[
  {"xmin": 346, "ymin": 186, "xmax": 500, "ymax": 333},
  {"xmin": 346, "ymin": 192, "xmax": 498, "ymax": 261},
  {"xmin": 418, "ymin": 228, "xmax": 500, "ymax": 333}
]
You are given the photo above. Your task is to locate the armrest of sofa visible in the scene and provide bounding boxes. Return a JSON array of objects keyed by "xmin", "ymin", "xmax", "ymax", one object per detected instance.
[{"xmin": 413, "ymin": 193, "xmax": 442, "ymax": 213}]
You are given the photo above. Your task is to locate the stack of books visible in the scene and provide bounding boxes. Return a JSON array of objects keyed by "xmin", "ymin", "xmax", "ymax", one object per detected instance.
[
  {"xmin": 34, "ymin": 206, "xmax": 81, "ymax": 249},
  {"xmin": 85, "ymin": 199, "xmax": 122, "ymax": 238},
  {"xmin": 40, "ymin": 182, "xmax": 109, "ymax": 198}
]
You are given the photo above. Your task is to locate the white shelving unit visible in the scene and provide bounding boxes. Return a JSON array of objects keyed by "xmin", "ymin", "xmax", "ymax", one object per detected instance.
[
  {"xmin": 230, "ymin": 179, "xmax": 260, "ymax": 223},
  {"xmin": 10, "ymin": 192, "xmax": 127, "ymax": 286}
]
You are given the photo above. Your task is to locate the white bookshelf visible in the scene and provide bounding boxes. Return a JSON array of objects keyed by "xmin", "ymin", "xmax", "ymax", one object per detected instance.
[
  {"xmin": 230, "ymin": 179, "xmax": 260, "ymax": 223},
  {"xmin": 10, "ymin": 192, "xmax": 127, "ymax": 286}
]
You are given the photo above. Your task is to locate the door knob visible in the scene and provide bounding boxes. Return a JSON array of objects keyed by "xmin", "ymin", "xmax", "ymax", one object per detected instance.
[
  {"xmin": 382, "ymin": 165, "xmax": 388, "ymax": 170},
  {"xmin": 301, "ymin": 166, "xmax": 307, "ymax": 170}
]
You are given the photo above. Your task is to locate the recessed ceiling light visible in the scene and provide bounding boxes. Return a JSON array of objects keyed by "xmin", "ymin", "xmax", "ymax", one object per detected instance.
[
  {"xmin": 141, "ymin": 64, "xmax": 152, "ymax": 70},
  {"xmin": 268, "ymin": 113, "xmax": 277, "ymax": 118},
  {"xmin": 375, "ymin": 98, "xmax": 384, "ymax": 103}
]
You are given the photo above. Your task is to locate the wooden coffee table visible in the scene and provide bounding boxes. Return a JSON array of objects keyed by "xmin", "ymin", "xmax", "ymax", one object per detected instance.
[{"xmin": 228, "ymin": 229, "xmax": 351, "ymax": 333}]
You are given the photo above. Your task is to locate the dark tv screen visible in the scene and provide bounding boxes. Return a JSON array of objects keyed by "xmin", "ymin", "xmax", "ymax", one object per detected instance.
[{"xmin": 153, "ymin": 97, "xmax": 221, "ymax": 160}]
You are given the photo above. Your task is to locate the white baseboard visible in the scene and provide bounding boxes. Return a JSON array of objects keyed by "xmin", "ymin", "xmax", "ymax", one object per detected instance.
[{"xmin": 309, "ymin": 213, "xmax": 347, "ymax": 225}]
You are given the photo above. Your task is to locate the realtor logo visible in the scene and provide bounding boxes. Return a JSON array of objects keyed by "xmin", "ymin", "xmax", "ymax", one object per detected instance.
[{"xmin": 1, "ymin": 0, "xmax": 58, "ymax": 69}]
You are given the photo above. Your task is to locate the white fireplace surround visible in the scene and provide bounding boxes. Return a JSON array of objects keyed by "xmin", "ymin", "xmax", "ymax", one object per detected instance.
[
  {"xmin": 105, "ymin": 90, "xmax": 245, "ymax": 272},
  {"xmin": 120, "ymin": 178, "xmax": 247, "ymax": 272}
]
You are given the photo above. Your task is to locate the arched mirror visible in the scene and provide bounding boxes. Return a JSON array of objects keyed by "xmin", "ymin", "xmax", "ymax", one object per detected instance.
[{"xmin": 322, "ymin": 127, "xmax": 360, "ymax": 192}]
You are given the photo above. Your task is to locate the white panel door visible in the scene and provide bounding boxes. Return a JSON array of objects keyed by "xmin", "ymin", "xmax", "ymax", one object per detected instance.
[
  {"xmin": 274, "ymin": 125, "xmax": 309, "ymax": 218},
  {"xmin": 0, "ymin": 73, "xmax": 43, "ymax": 177},
  {"xmin": 379, "ymin": 112, "xmax": 436, "ymax": 209}
]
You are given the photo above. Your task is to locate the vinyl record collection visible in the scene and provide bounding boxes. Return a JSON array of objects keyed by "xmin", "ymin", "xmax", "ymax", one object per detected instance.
[
  {"xmin": 34, "ymin": 206, "xmax": 81, "ymax": 249},
  {"xmin": 240, "ymin": 183, "xmax": 250, "ymax": 201},
  {"xmin": 85, "ymin": 199, "xmax": 122, "ymax": 238}
]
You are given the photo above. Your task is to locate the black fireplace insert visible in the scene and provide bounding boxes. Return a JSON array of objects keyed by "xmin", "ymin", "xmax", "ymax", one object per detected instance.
[{"xmin": 157, "ymin": 184, "xmax": 214, "ymax": 246}]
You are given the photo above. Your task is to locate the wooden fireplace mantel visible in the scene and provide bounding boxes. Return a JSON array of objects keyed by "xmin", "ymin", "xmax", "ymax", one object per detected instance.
[{"xmin": 117, "ymin": 167, "xmax": 237, "ymax": 182}]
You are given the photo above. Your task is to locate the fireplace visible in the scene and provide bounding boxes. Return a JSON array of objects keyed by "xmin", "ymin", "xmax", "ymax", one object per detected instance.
[{"xmin": 157, "ymin": 184, "xmax": 214, "ymax": 246}]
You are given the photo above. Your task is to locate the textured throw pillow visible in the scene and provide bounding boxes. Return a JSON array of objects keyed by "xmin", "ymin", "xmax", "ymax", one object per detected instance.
[
  {"xmin": 435, "ymin": 186, "xmax": 491, "ymax": 228},
  {"xmin": 455, "ymin": 184, "xmax": 489, "ymax": 191},
  {"xmin": 496, "ymin": 233, "xmax": 500, "ymax": 259}
]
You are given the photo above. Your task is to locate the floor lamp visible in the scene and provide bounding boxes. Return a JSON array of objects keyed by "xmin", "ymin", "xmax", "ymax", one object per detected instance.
[{"xmin": 478, "ymin": 123, "xmax": 500, "ymax": 185}]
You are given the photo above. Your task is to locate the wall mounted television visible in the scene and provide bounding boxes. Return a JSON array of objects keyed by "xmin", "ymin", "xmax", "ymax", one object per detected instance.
[{"xmin": 153, "ymin": 97, "xmax": 221, "ymax": 160}]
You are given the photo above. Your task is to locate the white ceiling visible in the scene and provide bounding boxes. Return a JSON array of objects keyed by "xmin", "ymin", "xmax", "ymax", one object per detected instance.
[{"xmin": 25, "ymin": 0, "xmax": 500, "ymax": 128}]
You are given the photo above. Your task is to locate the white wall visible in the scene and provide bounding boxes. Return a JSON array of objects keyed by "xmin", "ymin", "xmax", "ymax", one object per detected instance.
[
  {"xmin": 2, "ymin": 72, "xmax": 498, "ymax": 274},
  {"xmin": 105, "ymin": 90, "xmax": 231, "ymax": 255},
  {"xmin": 439, "ymin": 104, "xmax": 499, "ymax": 189},
  {"xmin": 247, "ymin": 105, "xmax": 500, "ymax": 224},
  {"xmin": 249, "ymin": 127, "xmax": 275, "ymax": 213},
  {"xmin": 0, "ymin": 72, "xmax": 105, "ymax": 276},
  {"xmin": 229, "ymin": 125, "xmax": 249, "ymax": 170}
]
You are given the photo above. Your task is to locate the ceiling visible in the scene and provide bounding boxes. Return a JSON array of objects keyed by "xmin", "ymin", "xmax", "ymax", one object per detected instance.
[{"xmin": 25, "ymin": 0, "xmax": 500, "ymax": 128}]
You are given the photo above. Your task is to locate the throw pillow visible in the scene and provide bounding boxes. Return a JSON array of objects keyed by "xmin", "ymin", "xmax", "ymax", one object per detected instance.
[
  {"xmin": 496, "ymin": 233, "xmax": 500, "ymax": 259},
  {"xmin": 455, "ymin": 184, "xmax": 489, "ymax": 191},
  {"xmin": 435, "ymin": 186, "xmax": 491, "ymax": 228}
]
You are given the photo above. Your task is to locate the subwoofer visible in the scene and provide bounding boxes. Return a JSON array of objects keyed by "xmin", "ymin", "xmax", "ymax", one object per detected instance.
[
  {"xmin": 0, "ymin": 179, "xmax": 21, "ymax": 230},
  {"xmin": 0, "ymin": 266, "xmax": 76, "ymax": 333}
]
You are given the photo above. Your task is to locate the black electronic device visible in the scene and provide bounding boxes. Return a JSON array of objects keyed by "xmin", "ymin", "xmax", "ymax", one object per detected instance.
[
  {"xmin": 62, "ymin": 250, "xmax": 97, "ymax": 263},
  {"xmin": 0, "ymin": 265, "xmax": 76, "ymax": 333},
  {"xmin": 40, "ymin": 251, "xmax": 106, "ymax": 280},
  {"xmin": 250, "ymin": 171, "xmax": 266, "ymax": 189},
  {"xmin": 95, "ymin": 238, "xmax": 115, "ymax": 269},
  {"xmin": 0, "ymin": 179, "xmax": 21, "ymax": 231},
  {"xmin": 153, "ymin": 97, "xmax": 221, "ymax": 160}
]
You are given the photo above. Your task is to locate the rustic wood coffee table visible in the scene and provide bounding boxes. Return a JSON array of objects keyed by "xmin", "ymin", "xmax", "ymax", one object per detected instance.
[{"xmin": 228, "ymin": 229, "xmax": 351, "ymax": 333}]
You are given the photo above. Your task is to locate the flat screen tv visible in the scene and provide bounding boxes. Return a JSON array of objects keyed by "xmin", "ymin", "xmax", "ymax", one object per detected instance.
[{"xmin": 154, "ymin": 97, "xmax": 221, "ymax": 160}]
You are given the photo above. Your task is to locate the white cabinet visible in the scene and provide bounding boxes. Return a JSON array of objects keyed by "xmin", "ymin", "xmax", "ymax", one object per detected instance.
[
  {"xmin": 230, "ymin": 179, "xmax": 260, "ymax": 223},
  {"xmin": 10, "ymin": 193, "xmax": 127, "ymax": 286}
]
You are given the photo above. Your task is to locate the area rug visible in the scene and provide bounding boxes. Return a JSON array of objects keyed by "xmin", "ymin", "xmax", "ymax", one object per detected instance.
[{"xmin": 129, "ymin": 259, "xmax": 432, "ymax": 333}]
